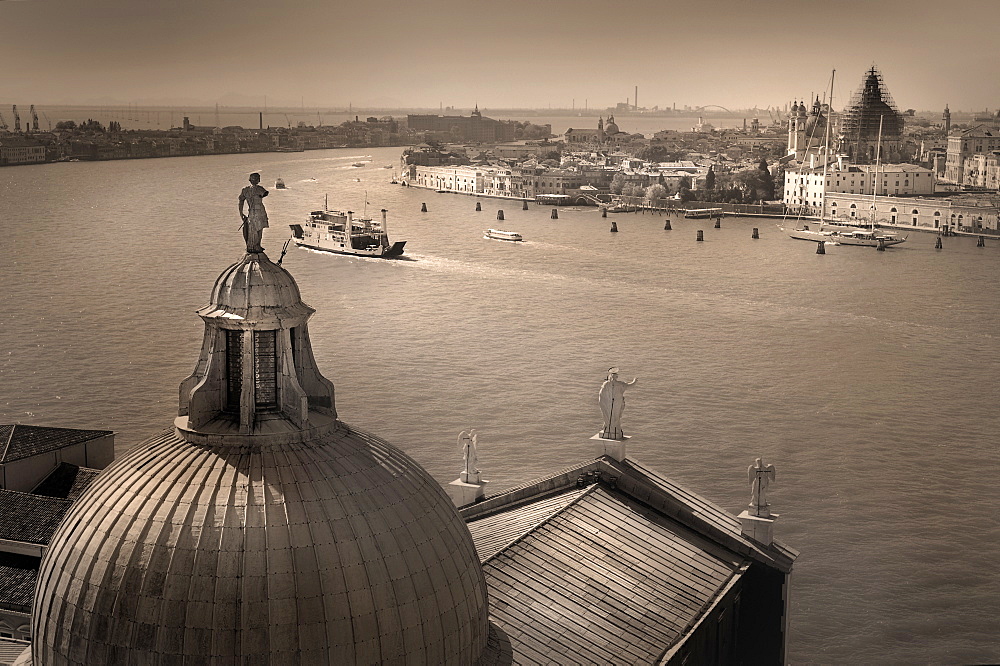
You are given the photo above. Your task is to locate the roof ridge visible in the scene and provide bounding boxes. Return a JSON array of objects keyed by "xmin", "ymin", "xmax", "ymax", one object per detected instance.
[
  {"xmin": 0, "ymin": 425, "xmax": 13, "ymax": 462},
  {"xmin": 480, "ymin": 483, "xmax": 600, "ymax": 567}
]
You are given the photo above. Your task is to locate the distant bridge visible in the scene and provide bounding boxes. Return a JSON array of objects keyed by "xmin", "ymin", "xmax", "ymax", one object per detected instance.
[{"xmin": 693, "ymin": 105, "xmax": 733, "ymax": 113}]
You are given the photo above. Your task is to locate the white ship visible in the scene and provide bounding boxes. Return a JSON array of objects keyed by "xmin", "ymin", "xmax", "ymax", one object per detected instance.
[
  {"xmin": 484, "ymin": 229, "xmax": 523, "ymax": 242},
  {"xmin": 290, "ymin": 206, "xmax": 405, "ymax": 258}
]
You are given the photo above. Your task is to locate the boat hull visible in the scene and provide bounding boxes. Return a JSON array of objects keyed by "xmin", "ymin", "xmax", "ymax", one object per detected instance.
[
  {"xmin": 293, "ymin": 239, "xmax": 406, "ymax": 258},
  {"xmin": 788, "ymin": 229, "xmax": 905, "ymax": 246}
]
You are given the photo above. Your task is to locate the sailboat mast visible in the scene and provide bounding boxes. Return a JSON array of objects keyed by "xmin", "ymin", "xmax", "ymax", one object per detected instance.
[
  {"xmin": 820, "ymin": 69, "xmax": 835, "ymax": 223},
  {"xmin": 872, "ymin": 114, "xmax": 884, "ymax": 230}
]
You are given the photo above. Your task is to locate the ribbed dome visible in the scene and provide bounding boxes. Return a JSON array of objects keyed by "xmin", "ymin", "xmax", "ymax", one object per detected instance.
[
  {"xmin": 804, "ymin": 111, "xmax": 827, "ymax": 137},
  {"xmin": 32, "ymin": 421, "xmax": 490, "ymax": 664},
  {"xmin": 201, "ymin": 251, "xmax": 313, "ymax": 324}
]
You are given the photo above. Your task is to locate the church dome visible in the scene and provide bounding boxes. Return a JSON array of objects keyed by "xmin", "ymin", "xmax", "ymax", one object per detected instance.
[
  {"xmin": 605, "ymin": 115, "xmax": 619, "ymax": 134},
  {"xmin": 31, "ymin": 248, "xmax": 491, "ymax": 665},
  {"xmin": 32, "ymin": 423, "xmax": 490, "ymax": 664}
]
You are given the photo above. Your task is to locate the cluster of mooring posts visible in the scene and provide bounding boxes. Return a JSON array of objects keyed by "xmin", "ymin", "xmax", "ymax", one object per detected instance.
[{"xmin": 444, "ymin": 202, "xmax": 996, "ymax": 252}]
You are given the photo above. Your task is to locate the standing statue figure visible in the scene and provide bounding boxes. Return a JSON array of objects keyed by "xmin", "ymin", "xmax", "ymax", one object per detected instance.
[
  {"xmin": 458, "ymin": 429, "xmax": 480, "ymax": 483},
  {"xmin": 748, "ymin": 457, "xmax": 776, "ymax": 517},
  {"xmin": 599, "ymin": 367, "xmax": 637, "ymax": 440},
  {"xmin": 238, "ymin": 172, "xmax": 269, "ymax": 253}
]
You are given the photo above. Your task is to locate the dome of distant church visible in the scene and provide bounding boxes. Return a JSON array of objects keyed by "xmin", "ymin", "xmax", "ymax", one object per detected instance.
[
  {"xmin": 804, "ymin": 98, "xmax": 828, "ymax": 137},
  {"xmin": 31, "ymin": 251, "xmax": 491, "ymax": 665},
  {"xmin": 605, "ymin": 115, "xmax": 620, "ymax": 134}
]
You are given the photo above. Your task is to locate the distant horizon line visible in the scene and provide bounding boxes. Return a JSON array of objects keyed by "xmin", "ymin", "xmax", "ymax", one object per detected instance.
[{"xmin": 0, "ymin": 103, "xmax": 982, "ymax": 117}]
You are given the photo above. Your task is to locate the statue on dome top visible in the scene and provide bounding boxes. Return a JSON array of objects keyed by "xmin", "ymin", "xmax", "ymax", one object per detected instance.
[{"xmin": 238, "ymin": 172, "xmax": 269, "ymax": 253}]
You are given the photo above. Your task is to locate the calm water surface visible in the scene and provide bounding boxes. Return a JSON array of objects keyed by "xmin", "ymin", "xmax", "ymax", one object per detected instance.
[{"xmin": 2, "ymin": 148, "xmax": 998, "ymax": 664}]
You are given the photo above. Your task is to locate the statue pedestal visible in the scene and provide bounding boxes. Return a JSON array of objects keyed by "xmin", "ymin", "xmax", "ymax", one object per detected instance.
[
  {"xmin": 738, "ymin": 510, "xmax": 778, "ymax": 547},
  {"xmin": 590, "ymin": 433, "xmax": 631, "ymax": 462},
  {"xmin": 446, "ymin": 478, "xmax": 488, "ymax": 508}
]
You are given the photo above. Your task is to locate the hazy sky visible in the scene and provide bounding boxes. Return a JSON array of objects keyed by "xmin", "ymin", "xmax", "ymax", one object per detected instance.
[{"xmin": 1, "ymin": 0, "xmax": 997, "ymax": 112}]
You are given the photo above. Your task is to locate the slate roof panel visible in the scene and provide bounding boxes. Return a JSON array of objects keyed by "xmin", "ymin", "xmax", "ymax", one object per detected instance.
[
  {"xmin": 480, "ymin": 486, "xmax": 745, "ymax": 664},
  {"xmin": 0, "ymin": 489, "xmax": 72, "ymax": 545},
  {"xmin": 0, "ymin": 425, "xmax": 112, "ymax": 463}
]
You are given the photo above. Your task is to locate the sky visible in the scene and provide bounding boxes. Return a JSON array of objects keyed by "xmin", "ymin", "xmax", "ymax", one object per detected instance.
[{"xmin": 1, "ymin": 0, "xmax": 998, "ymax": 113}]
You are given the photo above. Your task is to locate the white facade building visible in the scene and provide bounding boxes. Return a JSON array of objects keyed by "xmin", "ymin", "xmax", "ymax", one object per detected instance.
[{"xmin": 784, "ymin": 161, "xmax": 935, "ymax": 212}]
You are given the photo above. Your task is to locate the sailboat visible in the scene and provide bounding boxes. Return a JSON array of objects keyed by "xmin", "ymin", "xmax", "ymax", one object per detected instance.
[
  {"xmin": 788, "ymin": 70, "xmax": 906, "ymax": 248},
  {"xmin": 789, "ymin": 113, "xmax": 906, "ymax": 247}
]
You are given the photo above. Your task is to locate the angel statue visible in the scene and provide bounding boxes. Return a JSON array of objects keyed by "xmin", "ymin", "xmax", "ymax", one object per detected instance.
[
  {"xmin": 458, "ymin": 429, "xmax": 480, "ymax": 483},
  {"xmin": 747, "ymin": 457, "xmax": 776, "ymax": 517},
  {"xmin": 599, "ymin": 367, "xmax": 637, "ymax": 440}
]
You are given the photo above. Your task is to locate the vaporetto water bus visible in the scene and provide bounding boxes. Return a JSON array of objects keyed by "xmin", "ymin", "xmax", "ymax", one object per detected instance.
[{"xmin": 484, "ymin": 229, "xmax": 523, "ymax": 242}]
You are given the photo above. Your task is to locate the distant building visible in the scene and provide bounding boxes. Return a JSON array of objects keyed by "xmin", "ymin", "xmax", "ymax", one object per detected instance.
[
  {"xmin": 944, "ymin": 125, "xmax": 1000, "ymax": 186},
  {"xmin": 564, "ymin": 115, "xmax": 638, "ymax": 147},
  {"xmin": 784, "ymin": 160, "xmax": 935, "ymax": 210},
  {"xmin": 407, "ymin": 107, "xmax": 516, "ymax": 143},
  {"xmin": 0, "ymin": 138, "xmax": 45, "ymax": 166},
  {"xmin": 786, "ymin": 98, "xmax": 829, "ymax": 161},
  {"xmin": 822, "ymin": 192, "xmax": 999, "ymax": 232}
]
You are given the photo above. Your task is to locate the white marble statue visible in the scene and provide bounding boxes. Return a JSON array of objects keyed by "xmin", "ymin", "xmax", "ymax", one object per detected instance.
[
  {"xmin": 599, "ymin": 367, "xmax": 637, "ymax": 440},
  {"xmin": 748, "ymin": 457, "xmax": 776, "ymax": 517},
  {"xmin": 458, "ymin": 429, "xmax": 480, "ymax": 483}
]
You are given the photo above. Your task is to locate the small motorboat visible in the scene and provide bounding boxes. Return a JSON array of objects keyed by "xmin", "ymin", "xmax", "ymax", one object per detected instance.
[
  {"xmin": 275, "ymin": 178, "xmax": 286, "ymax": 189},
  {"xmin": 484, "ymin": 229, "xmax": 523, "ymax": 242}
]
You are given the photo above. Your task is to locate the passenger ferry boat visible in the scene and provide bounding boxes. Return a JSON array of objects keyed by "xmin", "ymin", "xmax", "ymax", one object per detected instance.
[
  {"xmin": 290, "ymin": 205, "xmax": 406, "ymax": 258},
  {"xmin": 274, "ymin": 178, "xmax": 286, "ymax": 189},
  {"xmin": 484, "ymin": 229, "xmax": 523, "ymax": 242},
  {"xmin": 683, "ymin": 208, "xmax": 724, "ymax": 219}
]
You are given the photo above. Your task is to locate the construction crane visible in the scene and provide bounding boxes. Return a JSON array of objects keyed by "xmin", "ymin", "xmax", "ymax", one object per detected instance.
[
  {"xmin": 42, "ymin": 111, "xmax": 52, "ymax": 131},
  {"xmin": 13, "ymin": 105, "xmax": 21, "ymax": 132},
  {"xmin": 30, "ymin": 105, "xmax": 39, "ymax": 132}
]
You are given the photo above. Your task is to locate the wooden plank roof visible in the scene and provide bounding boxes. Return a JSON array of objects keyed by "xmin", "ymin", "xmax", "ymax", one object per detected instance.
[
  {"xmin": 466, "ymin": 485, "xmax": 590, "ymax": 561},
  {"xmin": 479, "ymin": 486, "xmax": 745, "ymax": 664}
]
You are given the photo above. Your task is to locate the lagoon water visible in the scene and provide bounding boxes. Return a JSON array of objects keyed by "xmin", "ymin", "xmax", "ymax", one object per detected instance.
[{"xmin": 2, "ymin": 147, "xmax": 998, "ymax": 663}]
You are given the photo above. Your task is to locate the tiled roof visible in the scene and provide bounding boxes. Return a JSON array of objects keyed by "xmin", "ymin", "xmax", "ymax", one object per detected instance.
[
  {"xmin": 479, "ymin": 485, "xmax": 745, "ymax": 664},
  {"xmin": 0, "ymin": 489, "xmax": 72, "ymax": 545},
  {"xmin": 31, "ymin": 463, "xmax": 101, "ymax": 501},
  {"xmin": 0, "ymin": 425, "xmax": 112, "ymax": 463},
  {"xmin": 0, "ymin": 551, "xmax": 40, "ymax": 614}
]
